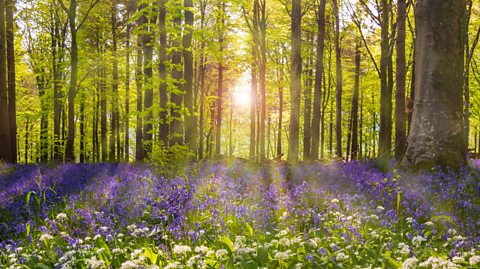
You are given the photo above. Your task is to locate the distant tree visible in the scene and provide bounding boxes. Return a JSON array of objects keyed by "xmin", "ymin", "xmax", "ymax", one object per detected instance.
[
  {"xmin": 403, "ymin": 0, "xmax": 466, "ymax": 169},
  {"xmin": 59, "ymin": 0, "xmax": 99, "ymax": 162}
]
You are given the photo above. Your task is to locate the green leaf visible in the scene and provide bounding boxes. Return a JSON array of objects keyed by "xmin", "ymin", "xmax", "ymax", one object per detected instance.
[
  {"xmin": 144, "ymin": 247, "xmax": 158, "ymax": 264},
  {"xmin": 245, "ymin": 222, "xmax": 253, "ymax": 237},
  {"xmin": 33, "ymin": 263, "xmax": 53, "ymax": 269},
  {"xmin": 256, "ymin": 247, "xmax": 269, "ymax": 266},
  {"xmin": 220, "ymin": 236, "xmax": 234, "ymax": 253}
]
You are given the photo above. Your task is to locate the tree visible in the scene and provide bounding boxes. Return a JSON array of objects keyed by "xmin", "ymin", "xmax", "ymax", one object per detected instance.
[
  {"xmin": 310, "ymin": 0, "xmax": 325, "ymax": 160},
  {"xmin": 402, "ymin": 0, "xmax": 466, "ymax": 169},
  {"xmin": 184, "ymin": 0, "xmax": 196, "ymax": 154},
  {"xmin": 351, "ymin": 37, "xmax": 360, "ymax": 160},
  {"xmin": 170, "ymin": 1, "xmax": 184, "ymax": 146},
  {"xmin": 332, "ymin": 0, "xmax": 342, "ymax": 159},
  {"xmin": 288, "ymin": 0, "xmax": 301, "ymax": 162},
  {"xmin": 158, "ymin": 0, "xmax": 168, "ymax": 146},
  {"xmin": 0, "ymin": 0, "xmax": 12, "ymax": 163},
  {"xmin": 59, "ymin": 0, "xmax": 99, "ymax": 162},
  {"xmin": 394, "ymin": 0, "xmax": 406, "ymax": 160},
  {"xmin": 6, "ymin": 0, "xmax": 16, "ymax": 163}
]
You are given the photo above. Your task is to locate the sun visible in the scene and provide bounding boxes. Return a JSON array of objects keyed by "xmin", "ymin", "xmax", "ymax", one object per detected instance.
[{"xmin": 232, "ymin": 79, "xmax": 252, "ymax": 109}]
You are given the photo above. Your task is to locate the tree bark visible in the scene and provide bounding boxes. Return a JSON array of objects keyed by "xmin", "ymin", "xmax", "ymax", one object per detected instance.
[
  {"xmin": 378, "ymin": 0, "xmax": 392, "ymax": 158},
  {"xmin": 351, "ymin": 38, "xmax": 360, "ymax": 160},
  {"xmin": 135, "ymin": 33, "xmax": 145, "ymax": 160},
  {"xmin": 402, "ymin": 0, "xmax": 466, "ymax": 170},
  {"xmin": 0, "ymin": 0, "xmax": 12, "ymax": 162},
  {"xmin": 170, "ymin": 2, "xmax": 184, "ymax": 146},
  {"xmin": 6, "ymin": 0, "xmax": 15, "ymax": 162},
  {"xmin": 332, "ymin": 0, "xmax": 342, "ymax": 159},
  {"xmin": 311, "ymin": 0, "xmax": 326, "ymax": 160},
  {"xmin": 288, "ymin": 0, "xmax": 301, "ymax": 162},
  {"xmin": 142, "ymin": 5, "xmax": 155, "ymax": 155},
  {"xmin": 158, "ymin": 0, "xmax": 169, "ymax": 146},
  {"xmin": 184, "ymin": 0, "xmax": 196, "ymax": 154},
  {"xmin": 395, "ymin": 0, "xmax": 407, "ymax": 160}
]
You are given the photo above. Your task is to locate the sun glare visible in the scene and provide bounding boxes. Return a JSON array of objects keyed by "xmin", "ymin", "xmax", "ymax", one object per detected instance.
[{"xmin": 233, "ymin": 79, "xmax": 251, "ymax": 109}]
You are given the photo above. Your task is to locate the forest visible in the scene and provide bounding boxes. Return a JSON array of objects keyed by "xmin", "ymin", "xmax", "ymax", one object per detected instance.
[{"xmin": 1, "ymin": 0, "xmax": 480, "ymax": 268}]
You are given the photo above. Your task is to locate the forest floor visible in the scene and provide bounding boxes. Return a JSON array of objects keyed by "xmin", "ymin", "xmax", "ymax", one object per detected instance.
[{"xmin": 1, "ymin": 160, "xmax": 480, "ymax": 268}]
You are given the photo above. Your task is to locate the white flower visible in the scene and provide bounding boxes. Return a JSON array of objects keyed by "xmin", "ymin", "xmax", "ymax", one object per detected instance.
[
  {"xmin": 402, "ymin": 257, "xmax": 418, "ymax": 269},
  {"xmin": 335, "ymin": 252, "xmax": 349, "ymax": 262},
  {"xmin": 277, "ymin": 229, "xmax": 289, "ymax": 237},
  {"xmin": 100, "ymin": 226, "xmax": 108, "ymax": 232},
  {"xmin": 452, "ymin": 256, "xmax": 464, "ymax": 264},
  {"xmin": 194, "ymin": 245, "xmax": 209, "ymax": 254},
  {"xmin": 376, "ymin": 206, "xmax": 385, "ymax": 212},
  {"xmin": 96, "ymin": 248, "xmax": 105, "ymax": 255},
  {"xmin": 398, "ymin": 243, "xmax": 410, "ymax": 255},
  {"xmin": 412, "ymin": 236, "xmax": 426, "ymax": 247},
  {"xmin": 131, "ymin": 249, "xmax": 143, "ymax": 259},
  {"xmin": 275, "ymin": 250, "xmax": 292, "ymax": 260},
  {"xmin": 187, "ymin": 255, "xmax": 199, "ymax": 267},
  {"xmin": 39, "ymin": 234, "xmax": 53, "ymax": 241},
  {"xmin": 56, "ymin": 213, "xmax": 67, "ymax": 221},
  {"xmin": 93, "ymin": 234, "xmax": 101, "ymax": 240},
  {"xmin": 120, "ymin": 261, "xmax": 139, "ymax": 269},
  {"xmin": 173, "ymin": 245, "xmax": 191, "ymax": 256},
  {"xmin": 112, "ymin": 248, "xmax": 122, "ymax": 254},
  {"xmin": 215, "ymin": 249, "xmax": 228, "ymax": 260},
  {"xmin": 86, "ymin": 257, "xmax": 105, "ymax": 269},
  {"xmin": 279, "ymin": 237, "xmax": 291, "ymax": 247},
  {"xmin": 127, "ymin": 224, "xmax": 137, "ymax": 231},
  {"xmin": 447, "ymin": 228, "xmax": 457, "ymax": 235},
  {"xmin": 470, "ymin": 255, "xmax": 480, "ymax": 265},
  {"xmin": 425, "ymin": 221, "xmax": 434, "ymax": 227},
  {"xmin": 164, "ymin": 262, "xmax": 181, "ymax": 269},
  {"xmin": 331, "ymin": 198, "xmax": 339, "ymax": 204}
]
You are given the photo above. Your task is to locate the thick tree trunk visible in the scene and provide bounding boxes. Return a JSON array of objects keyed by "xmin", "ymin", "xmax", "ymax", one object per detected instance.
[
  {"xmin": 332, "ymin": 0, "xmax": 342, "ymax": 159},
  {"xmin": 53, "ymin": 17, "xmax": 63, "ymax": 162},
  {"xmin": 65, "ymin": 3, "xmax": 78, "ymax": 162},
  {"xmin": 311, "ymin": 0, "xmax": 326, "ymax": 160},
  {"xmin": 395, "ymin": 0, "xmax": 407, "ymax": 160},
  {"xmin": 6, "ymin": 0, "xmax": 15, "ymax": 162},
  {"xmin": 215, "ymin": 1, "xmax": 225, "ymax": 156},
  {"xmin": 288, "ymin": 0, "xmax": 301, "ymax": 162},
  {"xmin": 402, "ymin": 0, "xmax": 466, "ymax": 170},
  {"xmin": 378, "ymin": 0, "xmax": 392, "ymax": 158},
  {"xmin": 276, "ymin": 66, "xmax": 283, "ymax": 157},
  {"xmin": 79, "ymin": 92, "xmax": 85, "ymax": 163},
  {"xmin": 0, "ymin": 0, "xmax": 12, "ymax": 163}
]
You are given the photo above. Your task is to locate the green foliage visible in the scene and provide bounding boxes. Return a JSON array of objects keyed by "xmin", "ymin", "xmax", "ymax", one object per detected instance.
[{"xmin": 148, "ymin": 144, "xmax": 195, "ymax": 176}]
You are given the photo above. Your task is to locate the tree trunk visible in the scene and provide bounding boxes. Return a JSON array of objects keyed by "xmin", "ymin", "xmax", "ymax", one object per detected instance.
[
  {"xmin": 135, "ymin": 34, "xmax": 145, "ymax": 160},
  {"xmin": 332, "ymin": 0, "xmax": 342, "ymax": 159},
  {"xmin": 170, "ymin": 2, "xmax": 184, "ymax": 146},
  {"xmin": 351, "ymin": 38, "xmax": 360, "ymax": 160},
  {"xmin": 288, "ymin": 0, "xmax": 301, "ymax": 162},
  {"xmin": 110, "ymin": 4, "xmax": 118, "ymax": 161},
  {"xmin": 142, "ymin": 7, "xmax": 155, "ymax": 155},
  {"xmin": 6, "ymin": 0, "xmax": 15, "ymax": 163},
  {"xmin": 303, "ymin": 35, "xmax": 313, "ymax": 160},
  {"xmin": 378, "ymin": 0, "xmax": 392, "ymax": 158},
  {"xmin": 184, "ymin": 0, "xmax": 196, "ymax": 154},
  {"xmin": 79, "ymin": 92, "xmax": 85, "ymax": 163},
  {"xmin": 0, "ymin": 0, "xmax": 12, "ymax": 162},
  {"xmin": 53, "ymin": 16, "xmax": 63, "ymax": 162},
  {"xmin": 395, "ymin": 0, "xmax": 407, "ymax": 160},
  {"xmin": 276, "ymin": 66, "xmax": 283, "ymax": 157},
  {"xmin": 158, "ymin": 0, "xmax": 169, "ymax": 146},
  {"xmin": 250, "ymin": 67, "xmax": 257, "ymax": 159},
  {"xmin": 402, "ymin": 0, "xmax": 466, "ymax": 170},
  {"xmin": 215, "ymin": 1, "xmax": 225, "ymax": 156},
  {"xmin": 311, "ymin": 0, "xmax": 326, "ymax": 160},
  {"xmin": 124, "ymin": 14, "xmax": 131, "ymax": 161}
]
